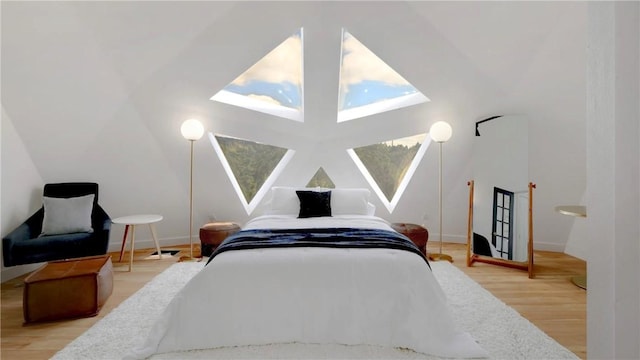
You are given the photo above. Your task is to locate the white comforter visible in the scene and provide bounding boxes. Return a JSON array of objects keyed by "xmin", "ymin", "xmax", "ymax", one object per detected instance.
[{"xmin": 125, "ymin": 215, "xmax": 487, "ymax": 359}]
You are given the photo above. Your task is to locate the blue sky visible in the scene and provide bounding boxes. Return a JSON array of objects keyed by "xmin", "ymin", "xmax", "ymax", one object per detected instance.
[
  {"xmin": 225, "ymin": 80, "xmax": 302, "ymax": 109},
  {"xmin": 341, "ymin": 80, "xmax": 418, "ymax": 110},
  {"xmin": 213, "ymin": 28, "xmax": 426, "ymax": 120}
]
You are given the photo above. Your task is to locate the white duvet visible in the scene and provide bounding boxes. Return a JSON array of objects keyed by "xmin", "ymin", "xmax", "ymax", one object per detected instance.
[{"xmin": 125, "ymin": 215, "xmax": 487, "ymax": 359}]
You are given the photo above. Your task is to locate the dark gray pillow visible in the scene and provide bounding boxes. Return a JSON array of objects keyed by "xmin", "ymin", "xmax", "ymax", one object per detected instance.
[{"xmin": 296, "ymin": 190, "xmax": 332, "ymax": 218}]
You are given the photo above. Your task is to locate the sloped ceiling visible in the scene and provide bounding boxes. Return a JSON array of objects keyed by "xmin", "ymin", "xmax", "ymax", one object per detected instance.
[{"xmin": 1, "ymin": 1, "xmax": 586, "ymax": 249}]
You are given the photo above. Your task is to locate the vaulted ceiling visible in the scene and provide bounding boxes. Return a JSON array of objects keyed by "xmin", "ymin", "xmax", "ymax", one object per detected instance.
[{"xmin": 1, "ymin": 1, "xmax": 587, "ymax": 250}]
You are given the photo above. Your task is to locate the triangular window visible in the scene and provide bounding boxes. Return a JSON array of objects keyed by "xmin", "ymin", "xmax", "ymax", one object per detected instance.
[
  {"xmin": 211, "ymin": 29, "xmax": 304, "ymax": 122},
  {"xmin": 338, "ymin": 29, "xmax": 429, "ymax": 122},
  {"xmin": 348, "ymin": 133, "xmax": 430, "ymax": 212},
  {"xmin": 306, "ymin": 167, "xmax": 335, "ymax": 188},
  {"xmin": 208, "ymin": 27, "xmax": 432, "ymax": 214},
  {"xmin": 209, "ymin": 134, "xmax": 295, "ymax": 214}
]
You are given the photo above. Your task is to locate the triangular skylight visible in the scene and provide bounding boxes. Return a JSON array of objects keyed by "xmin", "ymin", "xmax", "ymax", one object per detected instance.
[
  {"xmin": 348, "ymin": 133, "xmax": 430, "ymax": 212},
  {"xmin": 211, "ymin": 29, "xmax": 304, "ymax": 122},
  {"xmin": 306, "ymin": 167, "xmax": 335, "ymax": 188},
  {"xmin": 209, "ymin": 133, "xmax": 295, "ymax": 214},
  {"xmin": 337, "ymin": 29, "xmax": 429, "ymax": 122}
]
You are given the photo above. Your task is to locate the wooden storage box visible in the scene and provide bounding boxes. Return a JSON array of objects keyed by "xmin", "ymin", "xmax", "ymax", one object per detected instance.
[
  {"xmin": 23, "ymin": 255, "xmax": 113, "ymax": 323},
  {"xmin": 199, "ymin": 222, "xmax": 240, "ymax": 257},
  {"xmin": 391, "ymin": 223, "xmax": 429, "ymax": 256}
]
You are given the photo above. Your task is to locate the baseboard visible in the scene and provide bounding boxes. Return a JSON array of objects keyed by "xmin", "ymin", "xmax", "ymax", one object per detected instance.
[
  {"xmin": 1, "ymin": 262, "xmax": 42, "ymax": 283},
  {"xmin": 532, "ymin": 241, "xmax": 566, "ymax": 253},
  {"xmin": 107, "ymin": 236, "xmax": 191, "ymax": 253},
  {"xmin": 439, "ymin": 234, "xmax": 566, "ymax": 253},
  {"xmin": 0, "ymin": 237, "xmax": 191, "ymax": 282},
  {"xmin": 3, "ymin": 235, "xmax": 566, "ymax": 283},
  {"xmin": 0, "ymin": 237, "xmax": 188, "ymax": 282},
  {"xmin": 440, "ymin": 234, "xmax": 468, "ymax": 244},
  {"xmin": 0, "ymin": 237, "xmax": 193, "ymax": 282}
]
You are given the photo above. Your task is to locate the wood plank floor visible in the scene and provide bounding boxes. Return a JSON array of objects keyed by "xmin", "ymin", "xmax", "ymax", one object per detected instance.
[{"xmin": 1, "ymin": 243, "xmax": 586, "ymax": 360}]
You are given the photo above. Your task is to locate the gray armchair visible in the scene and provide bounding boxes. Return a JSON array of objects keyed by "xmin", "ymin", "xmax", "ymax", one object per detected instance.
[{"xmin": 2, "ymin": 182, "xmax": 111, "ymax": 267}]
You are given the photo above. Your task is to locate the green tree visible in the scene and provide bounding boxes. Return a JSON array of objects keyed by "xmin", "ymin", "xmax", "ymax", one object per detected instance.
[
  {"xmin": 354, "ymin": 141, "xmax": 420, "ymax": 201},
  {"xmin": 217, "ymin": 136, "xmax": 287, "ymax": 202}
]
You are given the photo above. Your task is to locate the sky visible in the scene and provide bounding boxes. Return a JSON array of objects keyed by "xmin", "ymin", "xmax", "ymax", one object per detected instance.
[{"xmin": 213, "ymin": 28, "xmax": 427, "ymax": 120}]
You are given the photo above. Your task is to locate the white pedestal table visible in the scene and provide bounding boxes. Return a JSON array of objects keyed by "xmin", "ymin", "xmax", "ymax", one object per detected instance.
[{"xmin": 112, "ymin": 214, "xmax": 163, "ymax": 272}]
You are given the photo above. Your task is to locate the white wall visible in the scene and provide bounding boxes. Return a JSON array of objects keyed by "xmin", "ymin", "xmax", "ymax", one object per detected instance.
[
  {"xmin": 408, "ymin": 2, "xmax": 588, "ymax": 253},
  {"xmin": 0, "ymin": 109, "xmax": 45, "ymax": 280},
  {"xmin": 1, "ymin": 2, "xmax": 587, "ymax": 278},
  {"xmin": 586, "ymin": 2, "xmax": 639, "ymax": 359}
]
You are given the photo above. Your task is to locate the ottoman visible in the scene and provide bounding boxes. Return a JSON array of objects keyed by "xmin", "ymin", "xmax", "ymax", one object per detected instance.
[
  {"xmin": 23, "ymin": 255, "xmax": 113, "ymax": 323},
  {"xmin": 199, "ymin": 222, "xmax": 241, "ymax": 257},
  {"xmin": 391, "ymin": 223, "xmax": 429, "ymax": 257}
]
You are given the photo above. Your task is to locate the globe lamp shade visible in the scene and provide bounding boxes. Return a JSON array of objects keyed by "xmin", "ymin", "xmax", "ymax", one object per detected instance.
[
  {"xmin": 181, "ymin": 119, "xmax": 204, "ymax": 141},
  {"xmin": 430, "ymin": 121, "xmax": 453, "ymax": 143}
]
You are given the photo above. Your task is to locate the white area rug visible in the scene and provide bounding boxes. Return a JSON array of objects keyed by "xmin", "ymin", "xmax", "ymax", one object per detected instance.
[{"xmin": 53, "ymin": 262, "xmax": 579, "ymax": 360}]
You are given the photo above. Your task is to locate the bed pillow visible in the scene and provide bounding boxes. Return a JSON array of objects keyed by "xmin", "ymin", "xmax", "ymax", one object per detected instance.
[
  {"xmin": 296, "ymin": 190, "xmax": 332, "ymax": 218},
  {"xmin": 267, "ymin": 186, "xmax": 300, "ymax": 215},
  {"xmin": 41, "ymin": 194, "xmax": 95, "ymax": 236},
  {"xmin": 266, "ymin": 187, "xmax": 372, "ymax": 216},
  {"xmin": 366, "ymin": 202, "xmax": 376, "ymax": 216},
  {"xmin": 331, "ymin": 188, "xmax": 371, "ymax": 215}
]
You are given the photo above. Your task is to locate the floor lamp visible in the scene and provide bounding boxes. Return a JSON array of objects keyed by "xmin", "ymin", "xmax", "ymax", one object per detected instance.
[
  {"xmin": 180, "ymin": 119, "xmax": 204, "ymax": 261},
  {"xmin": 429, "ymin": 121, "xmax": 453, "ymax": 262}
]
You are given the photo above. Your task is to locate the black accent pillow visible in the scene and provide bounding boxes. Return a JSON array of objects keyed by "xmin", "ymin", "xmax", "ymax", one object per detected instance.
[{"xmin": 296, "ymin": 190, "xmax": 332, "ymax": 218}]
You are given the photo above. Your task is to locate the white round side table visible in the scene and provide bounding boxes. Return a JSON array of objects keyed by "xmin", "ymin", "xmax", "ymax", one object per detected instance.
[
  {"xmin": 112, "ymin": 214, "xmax": 163, "ymax": 272},
  {"xmin": 555, "ymin": 205, "xmax": 587, "ymax": 289}
]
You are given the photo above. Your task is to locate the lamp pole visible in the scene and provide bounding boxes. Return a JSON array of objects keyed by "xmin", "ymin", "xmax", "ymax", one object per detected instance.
[
  {"xmin": 188, "ymin": 139, "xmax": 195, "ymax": 259},
  {"xmin": 181, "ymin": 119, "xmax": 204, "ymax": 261},
  {"xmin": 429, "ymin": 121, "xmax": 453, "ymax": 262}
]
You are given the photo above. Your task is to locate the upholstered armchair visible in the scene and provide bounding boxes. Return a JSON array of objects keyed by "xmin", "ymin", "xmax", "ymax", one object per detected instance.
[{"xmin": 2, "ymin": 182, "xmax": 111, "ymax": 267}]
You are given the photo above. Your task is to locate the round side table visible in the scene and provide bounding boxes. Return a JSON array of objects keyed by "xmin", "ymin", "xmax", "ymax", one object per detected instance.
[
  {"xmin": 112, "ymin": 214, "xmax": 163, "ymax": 272},
  {"xmin": 555, "ymin": 205, "xmax": 587, "ymax": 290}
]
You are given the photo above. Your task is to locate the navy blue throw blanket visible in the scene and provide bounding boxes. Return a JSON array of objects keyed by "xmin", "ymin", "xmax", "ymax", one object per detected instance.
[{"xmin": 205, "ymin": 227, "xmax": 429, "ymax": 268}]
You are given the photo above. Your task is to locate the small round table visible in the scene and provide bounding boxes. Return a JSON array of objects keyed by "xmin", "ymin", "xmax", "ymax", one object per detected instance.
[
  {"xmin": 112, "ymin": 214, "xmax": 163, "ymax": 272},
  {"xmin": 555, "ymin": 205, "xmax": 587, "ymax": 289}
]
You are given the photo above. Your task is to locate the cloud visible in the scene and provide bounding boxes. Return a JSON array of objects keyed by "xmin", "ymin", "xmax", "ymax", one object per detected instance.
[
  {"xmin": 232, "ymin": 31, "xmax": 302, "ymax": 87},
  {"xmin": 340, "ymin": 31, "xmax": 410, "ymax": 92},
  {"xmin": 246, "ymin": 94, "xmax": 281, "ymax": 106}
]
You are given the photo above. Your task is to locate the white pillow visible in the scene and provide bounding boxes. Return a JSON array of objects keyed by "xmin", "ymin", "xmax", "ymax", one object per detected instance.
[
  {"xmin": 366, "ymin": 202, "xmax": 376, "ymax": 216},
  {"xmin": 266, "ymin": 187, "xmax": 373, "ymax": 216},
  {"xmin": 331, "ymin": 188, "xmax": 371, "ymax": 215},
  {"xmin": 267, "ymin": 187, "xmax": 300, "ymax": 215},
  {"xmin": 41, "ymin": 194, "xmax": 95, "ymax": 236}
]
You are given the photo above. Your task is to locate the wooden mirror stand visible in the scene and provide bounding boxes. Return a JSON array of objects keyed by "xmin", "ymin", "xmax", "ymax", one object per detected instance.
[{"xmin": 466, "ymin": 180, "xmax": 536, "ymax": 279}]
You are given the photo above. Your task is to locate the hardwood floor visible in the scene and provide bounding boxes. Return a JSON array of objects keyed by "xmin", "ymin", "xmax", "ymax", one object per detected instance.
[
  {"xmin": 1, "ymin": 243, "xmax": 586, "ymax": 360},
  {"xmin": 441, "ymin": 244, "xmax": 587, "ymax": 359}
]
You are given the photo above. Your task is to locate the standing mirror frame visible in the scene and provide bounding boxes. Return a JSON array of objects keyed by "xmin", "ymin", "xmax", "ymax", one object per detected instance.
[
  {"xmin": 467, "ymin": 180, "xmax": 535, "ymax": 278},
  {"xmin": 465, "ymin": 115, "xmax": 535, "ymax": 278}
]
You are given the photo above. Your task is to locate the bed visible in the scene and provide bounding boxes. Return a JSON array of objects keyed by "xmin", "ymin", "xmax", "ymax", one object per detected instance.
[{"xmin": 125, "ymin": 187, "xmax": 487, "ymax": 359}]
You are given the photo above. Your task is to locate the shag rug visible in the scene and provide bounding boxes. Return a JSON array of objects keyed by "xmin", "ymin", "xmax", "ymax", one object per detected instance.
[{"xmin": 53, "ymin": 262, "xmax": 579, "ymax": 360}]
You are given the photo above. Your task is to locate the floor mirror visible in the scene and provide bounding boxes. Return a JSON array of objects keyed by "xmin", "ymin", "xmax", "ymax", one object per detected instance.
[{"xmin": 466, "ymin": 115, "xmax": 535, "ymax": 278}]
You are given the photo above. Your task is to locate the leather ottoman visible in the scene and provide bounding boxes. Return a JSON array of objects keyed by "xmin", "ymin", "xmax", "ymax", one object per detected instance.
[
  {"xmin": 23, "ymin": 255, "xmax": 113, "ymax": 323},
  {"xmin": 199, "ymin": 222, "xmax": 240, "ymax": 257},
  {"xmin": 391, "ymin": 223, "xmax": 429, "ymax": 256}
]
